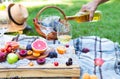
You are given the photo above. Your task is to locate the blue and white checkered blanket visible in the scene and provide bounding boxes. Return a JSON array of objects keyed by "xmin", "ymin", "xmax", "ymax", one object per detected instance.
[{"xmin": 73, "ymin": 36, "xmax": 120, "ymax": 79}]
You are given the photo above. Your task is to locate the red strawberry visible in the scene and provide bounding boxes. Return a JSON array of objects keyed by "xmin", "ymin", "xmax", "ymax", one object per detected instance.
[{"xmin": 6, "ymin": 46, "xmax": 12, "ymax": 53}]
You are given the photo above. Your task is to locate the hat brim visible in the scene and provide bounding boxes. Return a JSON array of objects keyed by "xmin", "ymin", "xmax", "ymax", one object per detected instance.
[
  {"xmin": 7, "ymin": 3, "xmax": 26, "ymax": 32},
  {"xmin": 0, "ymin": 22, "xmax": 26, "ymax": 33}
]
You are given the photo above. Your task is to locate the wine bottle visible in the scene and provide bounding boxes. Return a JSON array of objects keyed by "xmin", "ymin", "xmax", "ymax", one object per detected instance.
[{"xmin": 66, "ymin": 10, "xmax": 101, "ymax": 23}]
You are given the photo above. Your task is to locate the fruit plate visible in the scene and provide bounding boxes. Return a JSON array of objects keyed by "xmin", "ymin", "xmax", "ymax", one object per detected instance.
[
  {"xmin": 16, "ymin": 51, "xmax": 49, "ymax": 60},
  {"xmin": 12, "ymin": 34, "xmax": 49, "ymax": 60},
  {"xmin": 16, "ymin": 47, "xmax": 53, "ymax": 60}
]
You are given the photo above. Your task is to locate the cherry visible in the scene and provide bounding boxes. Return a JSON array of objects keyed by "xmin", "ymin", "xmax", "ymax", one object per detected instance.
[
  {"xmin": 65, "ymin": 44, "xmax": 69, "ymax": 48},
  {"xmin": 54, "ymin": 62, "xmax": 59, "ymax": 66},
  {"xmin": 81, "ymin": 48, "xmax": 90, "ymax": 53}
]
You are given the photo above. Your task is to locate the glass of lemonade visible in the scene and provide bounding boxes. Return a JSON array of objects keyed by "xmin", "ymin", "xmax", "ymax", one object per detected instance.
[{"xmin": 57, "ymin": 21, "xmax": 72, "ymax": 45}]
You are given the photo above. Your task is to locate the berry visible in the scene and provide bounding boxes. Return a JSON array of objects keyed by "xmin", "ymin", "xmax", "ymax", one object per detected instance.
[
  {"xmin": 66, "ymin": 62, "xmax": 70, "ymax": 66},
  {"xmin": 48, "ymin": 52, "xmax": 58, "ymax": 58},
  {"xmin": 66, "ymin": 61, "xmax": 72, "ymax": 66},
  {"xmin": 19, "ymin": 50, "xmax": 27, "ymax": 57},
  {"xmin": 81, "ymin": 48, "xmax": 90, "ymax": 53},
  {"xmin": 6, "ymin": 46, "xmax": 12, "ymax": 53},
  {"xmin": 37, "ymin": 58, "xmax": 46, "ymax": 65},
  {"xmin": 53, "ymin": 52, "xmax": 58, "ymax": 58},
  {"xmin": 26, "ymin": 44, "xmax": 32, "ymax": 50},
  {"xmin": 65, "ymin": 44, "xmax": 69, "ymax": 48},
  {"xmin": 68, "ymin": 58, "xmax": 72, "ymax": 62},
  {"xmin": 54, "ymin": 61, "xmax": 59, "ymax": 66},
  {"xmin": 48, "ymin": 52, "xmax": 54, "ymax": 58},
  {"xmin": 0, "ymin": 48, "xmax": 6, "ymax": 53}
]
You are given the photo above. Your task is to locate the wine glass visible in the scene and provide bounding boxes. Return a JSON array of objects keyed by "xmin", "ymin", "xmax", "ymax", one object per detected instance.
[
  {"xmin": 56, "ymin": 21, "xmax": 72, "ymax": 56},
  {"xmin": 57, "ymin": 21, "xmax": 72, "ymax": 45}
]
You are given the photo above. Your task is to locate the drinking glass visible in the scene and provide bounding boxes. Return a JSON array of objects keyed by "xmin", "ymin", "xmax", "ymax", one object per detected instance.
[{"xmin": 57, "ymin": 21, "xmax": 72, "ymax": 45}]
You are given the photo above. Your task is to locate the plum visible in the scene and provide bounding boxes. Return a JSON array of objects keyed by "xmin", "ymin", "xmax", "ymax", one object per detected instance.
[
  {"xmin": 26, "ymin": 44, "xmax": 32, "ymax": 50},
  {"xmin": 0, "ymin": 52, "xmax": 7, "ymax": 62},
  {"xmin": 47, "ymin": 52, "xmax": 57, "ymax": 58}
]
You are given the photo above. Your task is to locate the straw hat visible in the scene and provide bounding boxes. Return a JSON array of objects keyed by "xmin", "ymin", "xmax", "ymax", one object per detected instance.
[{"xmin": 0, "ymin": 3, "xmax": 28, "ymax": 32}]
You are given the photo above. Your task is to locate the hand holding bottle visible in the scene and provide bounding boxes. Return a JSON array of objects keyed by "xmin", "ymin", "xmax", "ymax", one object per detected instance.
[{"xmin": 80, "ymin": 0, "xmax": 109, "ymax": 21}]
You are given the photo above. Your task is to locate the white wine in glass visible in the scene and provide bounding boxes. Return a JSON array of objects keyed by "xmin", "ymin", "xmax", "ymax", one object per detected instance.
[{"xmin": 57, "ymin": 22, "xmax": 72, "ymax": 45}]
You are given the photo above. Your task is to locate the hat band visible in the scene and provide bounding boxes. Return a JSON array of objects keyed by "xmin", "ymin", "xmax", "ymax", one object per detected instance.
[{"xmin": 8, "ymin": 5, "xmax": 24, "ymax": 25}]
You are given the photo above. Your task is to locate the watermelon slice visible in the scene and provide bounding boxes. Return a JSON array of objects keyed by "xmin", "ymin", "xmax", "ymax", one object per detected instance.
[{"xmin": 32, "ymin": 39, "xmax": 47, "ymax": 54}]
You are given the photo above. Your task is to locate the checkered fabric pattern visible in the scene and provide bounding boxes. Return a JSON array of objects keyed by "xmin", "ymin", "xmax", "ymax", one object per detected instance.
[{"xmin": 73, "ymin": 36, "xmax": 120, "ymax": 79}]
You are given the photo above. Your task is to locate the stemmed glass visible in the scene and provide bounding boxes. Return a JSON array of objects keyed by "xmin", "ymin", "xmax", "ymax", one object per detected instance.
[
  {"xmin": 56, "ymin": 21, "xmax": 72, "ymax": 58},
  {"xmin": 57, "ymin": 21, "xmax": 72, "ymax": 45}
]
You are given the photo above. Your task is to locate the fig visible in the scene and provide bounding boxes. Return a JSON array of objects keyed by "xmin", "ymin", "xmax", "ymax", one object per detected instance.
[
  {"xmin": 19, "ymin": 50, "xmax": 27, "ymax": 57},
  {"xmin": 37, "ymin": 58, "xmax": 46, "ymax": 65}
]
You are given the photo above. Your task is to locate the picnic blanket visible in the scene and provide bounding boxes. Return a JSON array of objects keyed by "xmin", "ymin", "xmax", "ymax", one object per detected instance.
[
  {"xmin": 1, "ymin": 35, "xmax": 120, "ymax": 79},
  {"xmin": 73, "ymin": 36, "xmax": 120, "ymax": 79}
]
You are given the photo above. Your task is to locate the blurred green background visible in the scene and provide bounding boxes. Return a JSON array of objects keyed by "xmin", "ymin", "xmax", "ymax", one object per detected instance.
[{"xmin": 7, "ymin": 0, "xmax": 120, "ymax": 43}]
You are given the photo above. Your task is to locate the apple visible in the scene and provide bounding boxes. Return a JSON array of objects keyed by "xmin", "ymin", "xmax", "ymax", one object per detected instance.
[{"xmin": 7, "ymin": 53, "xmax": 18, "ymax": 64}]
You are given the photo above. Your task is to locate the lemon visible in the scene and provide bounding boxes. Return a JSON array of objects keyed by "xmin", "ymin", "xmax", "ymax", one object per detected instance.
[{"xmin": 0, "ymin": 4, "xmax": 6, "ymax": 10}]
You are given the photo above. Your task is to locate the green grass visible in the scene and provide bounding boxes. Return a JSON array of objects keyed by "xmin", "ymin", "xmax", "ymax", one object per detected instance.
[{"xmin": 18, "ymin": 0, "xmax": 120, "ymax": 43}]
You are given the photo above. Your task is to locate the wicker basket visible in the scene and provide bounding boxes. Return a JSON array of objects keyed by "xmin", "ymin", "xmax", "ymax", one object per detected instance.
[{"xmin": 33, "ymin": 6, "xmax": 67, "ymax": 40}]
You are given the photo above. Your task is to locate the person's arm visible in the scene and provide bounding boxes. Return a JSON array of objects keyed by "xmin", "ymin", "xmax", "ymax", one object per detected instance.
[
  {"xmin": 96, "ymin": 0, "xmax": 109, "ymax": 5},
  {"xmin": 80, "ymin": 0, "xmax": 109, "ymax": 21}
]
